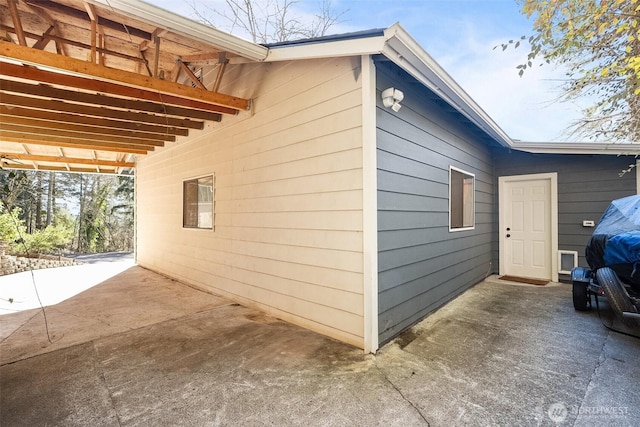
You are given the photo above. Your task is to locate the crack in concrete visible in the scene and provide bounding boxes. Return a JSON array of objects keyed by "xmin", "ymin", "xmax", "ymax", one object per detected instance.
[
  {"xmin": 92, "ymin": 341, "xmax": 123, "ymax": 426},
  {"xmin": 376, "ymin": 364, "xmax": 430, "ymax": 426},
  {"xmin": 570, "ymin": 330, "xmax": 611, "ymax": 426}
]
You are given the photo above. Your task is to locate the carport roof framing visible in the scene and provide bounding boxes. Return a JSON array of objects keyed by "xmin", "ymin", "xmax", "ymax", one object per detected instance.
[
  {"xmin": 0, "ymin": 0, "xmax": 267, "ymax": 175},
  {"xmin": 1, "ymin": 2, "xmax": 638, "ymax": 177}
]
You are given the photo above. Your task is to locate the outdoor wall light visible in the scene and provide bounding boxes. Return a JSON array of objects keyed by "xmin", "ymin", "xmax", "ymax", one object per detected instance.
[{"xmin": 381, "ymin": 87, "xmax": 404, "ymax": 112}]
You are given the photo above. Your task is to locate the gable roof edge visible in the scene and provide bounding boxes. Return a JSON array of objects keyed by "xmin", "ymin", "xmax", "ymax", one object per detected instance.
[{"xmin": 380, "ymin": 24, "xmax": 514, "ymax": 149}]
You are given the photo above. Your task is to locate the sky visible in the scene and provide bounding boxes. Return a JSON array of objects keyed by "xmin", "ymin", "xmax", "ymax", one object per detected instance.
[{"xmin": 152, "ymin": 0, "xmax": 587, "ymax": 143}]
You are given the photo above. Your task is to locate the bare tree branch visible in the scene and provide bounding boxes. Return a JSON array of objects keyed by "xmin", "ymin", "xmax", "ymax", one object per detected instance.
[{"xmin": 188, "ymin": 0, "xmax": 347, "ymax": 43}]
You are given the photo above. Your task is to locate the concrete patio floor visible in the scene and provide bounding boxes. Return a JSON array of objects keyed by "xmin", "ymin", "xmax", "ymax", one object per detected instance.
[{"xmin": 1, "ymin": 263, "xmax": 639, "ymax": 426}]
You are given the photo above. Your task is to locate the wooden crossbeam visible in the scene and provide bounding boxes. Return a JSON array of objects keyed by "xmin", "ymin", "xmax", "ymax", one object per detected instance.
[
  {"xmin": 0, "ymin": 152, "xmax": 135, "ymax": 168},
  {"xmin": 0, "ymin": 92, "xmax": 205, "ymax": 129},
  {"xmin": 0, "ymin": 161, "xmax": 127, "ymax": 175},
  {"xmin": 0, "ymin": 41, "xmax": 249, "ymax": 111},
  {"xmin": 0, "ymin": 105, "xmax": 189, "ymax": 136},
  {"xmin": 3, "ymin": 115, "xmax": 175, "ymax": 142},
  {"xmin": 1, "ymin": 125, "xmax": 165, "ymax": 147},
  {"xmin": 0, "ymin": 61, "xmax": 238, "ymax": 115},
  {"xmin": 0, "ymin": 133, "xmax": 152, "ymax": 154},
  {"xmin": 180, "ymin": 62, "xmax": 206, "ymax": 90},
  {"xmin": 0, "ymin": 79, "xmax": 222, "ymax": 121}
]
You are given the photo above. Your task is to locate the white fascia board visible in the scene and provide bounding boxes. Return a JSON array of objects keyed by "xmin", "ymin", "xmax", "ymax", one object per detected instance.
[
  {"xmin": 512, "ymin": 142, "xmax": 640, "ymax": 155},
  {"xmin": 381, "ymin": 23, "xmax": 514, "ymax": 149},
  {"xmin": 264, "ymin": 37, "xmax": 386, "ymax": 62},
  {"xmin": 86, "ymin": 0, "xmax": 268, "ymax": 61}
]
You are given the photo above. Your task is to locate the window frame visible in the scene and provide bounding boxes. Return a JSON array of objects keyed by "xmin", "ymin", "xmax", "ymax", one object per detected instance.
[
  {"xmin": 182, "ymin": 174, "xmax": 214, "ymax": 230},
  {"xmin": 448, "ymin": 166, "xmax": 475, "ymax": 232}
]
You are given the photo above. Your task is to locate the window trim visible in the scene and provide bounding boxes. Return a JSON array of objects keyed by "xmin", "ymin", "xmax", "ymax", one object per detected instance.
[
  {"xmin": 448, "ymin": 166, "xmax": 475, "ymax": 232},
  {"xmin": 182, "ymin": 174, "xmax": 214, "ymax": 230}
]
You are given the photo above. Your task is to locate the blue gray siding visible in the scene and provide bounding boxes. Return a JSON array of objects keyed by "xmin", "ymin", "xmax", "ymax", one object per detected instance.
[
  {"xmin": 493, "ymin": 151, "xmax": 637, "ymax": 272},
  {"xmin": 376, "ymin": 62, "xmax": 497, "ymax": 344}
]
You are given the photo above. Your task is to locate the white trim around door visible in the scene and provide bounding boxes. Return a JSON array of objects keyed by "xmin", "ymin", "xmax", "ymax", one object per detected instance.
[{"xmin": 499, "ymin": 173, "xmax": 559, "ymax": 282}]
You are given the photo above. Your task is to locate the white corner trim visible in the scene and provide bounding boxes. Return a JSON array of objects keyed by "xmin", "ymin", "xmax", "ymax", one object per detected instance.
[{"xmin": 362, "ymin": 55, "xmax": 379, "ymax": 354}]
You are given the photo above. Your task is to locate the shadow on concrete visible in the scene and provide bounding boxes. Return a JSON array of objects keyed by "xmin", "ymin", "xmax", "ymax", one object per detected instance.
[{"xmin": 1, "ymin": 272, "xmax": 639, "ymax": 426}]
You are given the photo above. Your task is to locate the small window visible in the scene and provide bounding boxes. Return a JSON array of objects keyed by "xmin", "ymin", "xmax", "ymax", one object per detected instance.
[
  {"xmin": 183, "ymin": 175, "xmax": 213, "ymax": 229},
  {"xmin": 449, "ymin": 166, "xmax": 475, "ymax": 231}
]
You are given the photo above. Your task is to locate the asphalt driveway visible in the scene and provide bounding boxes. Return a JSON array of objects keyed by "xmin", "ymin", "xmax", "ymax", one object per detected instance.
[{"xmin": 1, "ymin": 263, "xmax": 639, "ymax": 426}]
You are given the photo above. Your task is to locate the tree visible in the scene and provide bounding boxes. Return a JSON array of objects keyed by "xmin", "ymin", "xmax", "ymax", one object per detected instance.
[
  {"xmin": 0, "ymin": 206, "xmax": 25, "ymax": 244},
  {"xmin": 505, "ymin": 0, "xmax": 640, "ymax": 142},
  {"xmin": 0, "ymin": 170, "xmax": 135, "ymax": 254},
  {"xmin": 188, "ymin": 0, "xmax": 346, "ymax": 43}
]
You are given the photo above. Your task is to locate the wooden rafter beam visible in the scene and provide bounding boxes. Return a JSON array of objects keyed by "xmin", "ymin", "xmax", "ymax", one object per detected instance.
[
  {"xmin": 7, "ymin": 0, "xmax": 26, "ymax": 46},
  {"xmin": 152, "ymin": 29, "xmax": 161, "ymax": 78},
  {"xmin": 0, "ymin": 105, "xmax": 189, "ymax": 137},
  {"xmin": 3, "ymin": 115, "xmax": 174, "ymax": 143},
  {"xmin": 0, "ymin": 161, "xmax": 129, "ymax": 175},
  {"xmin": 213, "ymin": 52, "xmax": 229, "ymax": 93},
  {"xmin": 0, "ymin": 79, "xmax": 222, "ymax": 122},
  {"xmin": 85, "ymin": 3, "xmax": 98, "ymax": 64},
  {"xmin": 0, "ymin": 92, "xmax": 205, "ymax": 129},
  {"xmin": 0, "ymin": 61, "xmax": 239, "ymax": 115},
  {"xmin": 31, "ymin": 26, "xmax": 56, "ymax": 50},
  {"xmin": 0, "ymin": 133, "xmax": 152, "ymax": 154},
  {"xmin": 19, "ymin": 2, "xmax": 64, "ymax": 54},
  {"xmin": 1, "ymin": 125, "xmax": 165, "ymax": 147},
  {"xmin": 180, "ymin": 51, "xmax": 219, "ymax": 63},
  {"xmin": 0, "ymin": 41, "xmax": 249, "ymax": 111},
  {"xmin": 24, "ymin": 0, "xmax": 152, "ymax": 41},
  {"xmin": 1, "ymin": 152, "xmax": 135, "ymax": 168},
  {"xmin": 0, "ymin": 25, "xmax": 147, "ymax": 64}
]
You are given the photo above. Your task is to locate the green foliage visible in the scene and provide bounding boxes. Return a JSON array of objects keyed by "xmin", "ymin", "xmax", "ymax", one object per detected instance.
[
  {"xmin": 0, "ymin": 206, "xmax": 25, "ymax": 243},
  {"xmin": 504, "ymin": 0, "xmax": 640, "ymax": 141},
  {"xmin": 1, "ymin": 170, "xmax": 134, "ymax": 255},
  {"xmin": 15, "ymin": 224, "xmax": 73, "ymax": 255}
]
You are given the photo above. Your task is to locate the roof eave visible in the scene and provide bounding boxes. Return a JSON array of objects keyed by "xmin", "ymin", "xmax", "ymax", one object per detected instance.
[
  {"xmin": 380, "ymin": 24, "xmax": 514, "ymax": 149},
  {"xmin": 86, "ymin": 0, "xmax": 268, "ymax": 61},
  {"xmin": 512, "ymin": 142, "xmax": 640, "ymax": 156},
  {"xmin": 264, "ymin": 35, "xmax": 386, "ymax": 62}
]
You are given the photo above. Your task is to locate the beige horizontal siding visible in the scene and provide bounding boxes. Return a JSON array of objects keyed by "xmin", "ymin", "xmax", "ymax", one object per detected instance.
[{"xmin": 136, "ymin": 56, "xmax": 366, "ymax": 348}]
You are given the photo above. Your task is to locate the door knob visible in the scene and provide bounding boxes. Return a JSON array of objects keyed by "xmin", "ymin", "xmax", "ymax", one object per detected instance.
[{"xmin": 506, "ymin": 234, "xmax": 511, "ymax": 238}]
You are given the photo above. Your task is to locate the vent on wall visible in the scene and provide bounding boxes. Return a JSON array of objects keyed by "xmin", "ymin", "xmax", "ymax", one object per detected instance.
[{"xmin": 558, "ymin": 250, "xmax": 578, "ymax": 274}]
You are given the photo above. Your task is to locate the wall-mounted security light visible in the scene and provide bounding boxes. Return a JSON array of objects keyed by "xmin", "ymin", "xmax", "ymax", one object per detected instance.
[{"xmin": 381, "ymin": 87, "xmax": 404, "ymax": 112}]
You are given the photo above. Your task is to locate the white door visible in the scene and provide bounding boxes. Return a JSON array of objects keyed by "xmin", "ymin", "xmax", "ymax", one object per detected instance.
[{"xmin": 499, "ymin": 174, "xmax": 557, "ymax": 280}]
